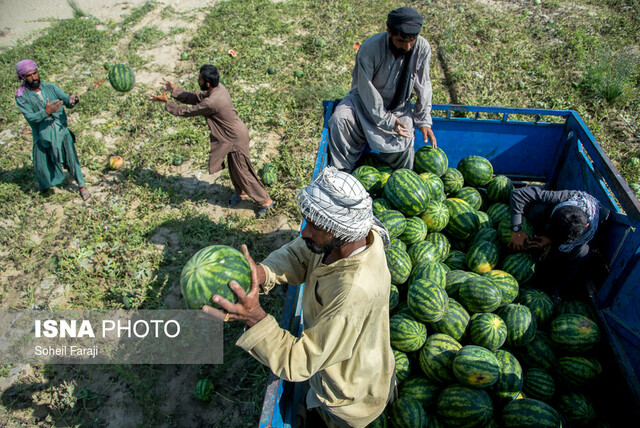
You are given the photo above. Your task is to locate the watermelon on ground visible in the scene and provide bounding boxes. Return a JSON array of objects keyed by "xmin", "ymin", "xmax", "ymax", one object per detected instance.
[{"xmin": 108, "ymin": 63, "xmax": 135, "ymax": 92}]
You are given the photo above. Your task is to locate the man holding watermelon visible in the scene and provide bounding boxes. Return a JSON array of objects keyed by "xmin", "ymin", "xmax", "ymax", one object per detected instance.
[
  {"xmin": 204, "ymin": 167, "xmax": 396, "ymax": 427},
  {"xmin": 150, "ymin": 65, "xmax": 274, "ymax": 218},
  {"xmin": 327, "ymin": 6, "xmax": 437, "ymax": 173},
  {"xmin": 14, "ymin": 60, "xmax": 91, "ymax": 201}
]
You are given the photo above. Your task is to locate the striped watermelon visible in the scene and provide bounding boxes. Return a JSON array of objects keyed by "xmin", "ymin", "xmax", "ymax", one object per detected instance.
[
  {"xmin": 457, "ymin": 155, "xmax": 494, "ymax": 187},
  {"xmin": 453, "ymin": 345, "xmax": 501, "ymax": 388},
  {"xmin": 441, "ymin": 167, "xmax": 465, "ymax": 195},
  {"xmin": 390, "ymin": 313, "xmax": 428, "ymax": 352},
  {"xmin": 389, "ymin": 284, "xmax": 400, "ymax": 311},
  {"xmin": 445, "ymin": 270, "xmax": 476, "ymax": 298},
  {"xmin": 444, "ymin": 250, "xmax": 467, "ymax": 270},
  {"xmin": 368, "ymin": 411, "xmax": 388, "ymax": 428},
  {"xmin": 491, "ymin": 349, "xmax": 523, "ymax": 401},
  {"xmin": 501, "ymin": 252, "xmax": 536, "ymax": 284},
  {"xmin": 555, "ymin": 392, "xmax": 596, "ymax": 426},
  {"xmin": 372, "ymin": 197, "xmax": 392, "ymax": 216},
  {"xmin": 424, "ymin": 232, "xmax": 451, "ymax": 261},
  {"xmin": 497, "ymin": 304, "xmax": 537, "ymax": 347},
  {"xmin": 554, "ymin": 299, "xmax": 596, "ymax": 320},
  {"xmin": 420, "ymin": 200, "xmax": 450, "ymax": 232},
  {"xmin": 390, "ymin": 396, "xmax": 428, "ymax": 428},
  {"xmin": 409, "ymin": 260, "xmax": 448, "ymax": 289},
  {"xmin": 408, "ymin": 279, "xmax": 449, "ymax": 323},
  {"xmin": 444, "ymin": 198, "xmax": 479, "ymax": 240},
  {"xmin": 516, "ymin": 331, "xmax": 556, "ymax": 371},
  {"xmin": 384, "ymin": 169, "xmax": 431, "ymax": 216},
  {"xmin": 429, "ymin": 298, "xmax": 470, "ymax": 341},
  {"xmin": 518, "ymin": 288, "xmax": 554, "ymax": 326},
  {"xmin": 522, "ymin": 368, "xmax": 555, "ymax": 400},
  {"xmin": 483, "ymin": 270, "xmax": 519, "ymax": 305},
  {"xmin": 436, "ymin": 384, "xmax": 493, "ymax": 427},
  {"xmin": 555, "ymin": 356, "xmax": 602, "ymax": 388},
  {"xmin": 465, "ymin": 240, "xmax": 500, "ymax": 274},
  {"xmin": 487, "ymin": 175, "xmax": 514, "ymax": 203},
  {"xmin": 486, "ymin": 202, "xmax": 511, "ymax": 225},
  {"xmin": 399, "ymin": 377, "xmax": 441, "ymax": 409},
  {"xmin": 453, "ymin": 186, "xmax": 483, "ymax": 210},
  {"xmin": 352, "ymin": 165, "xmax": 383, "ymax": 196},
  {"xmin": 193, "ymin": 378, "xmax": 214, "ymax": 401},
  {"xmin": 470, "ymin": 228, "xmax": 499, "ymax": 248},
  {"xmin": 385, "ymin": 246, "xmax": 412, "ymax": 285},
  {"xmin": 550, "ymin": 314, "xmax": 600, "ymax": 353},
  {"xmin": 108, "ymin": 63, "xmax": 135, "ymax": 92},
  {"xmin": 390, "ymin": 238, "xmax": 407, "ymax": 251},
  {"xmin": 408, "ymin": 241, "xmax": 440, "ymax": 266},
  {"xmin": 476, "ymin": 210, "xmax": 493, "ymax": 230},
  {"xmin": 260, "ymin": 163, "xmax": 278, "ymax": 186},
  {"xmin": 415, "ymin": 146, "xmax": 449, "ymax": 177},
  {"xmin": 419, "ymin": 333, "xmax": 462, "ymax": 384},
  {"xmin": 501, "ymin": 398, "xmax": 562, "ymax": 428},
  {"xmin": 469, "ymin": 313, "xmax": 507, "ymax": 350},
  {"xmin": 458, "ymin": 276, "xmax": 502, "ymax": 313},
  {"xmin": 377, "ymin": 209, "xmax": 406, "ymax": 239},
  {"xmin": 394, "ymin": 349, "xmax": 411, "ymax": 383},
  {"xmin": 180, "ymin": 245, "xmax": 252, "ymax": 309},
  {"xmin": 399, "ymin": 216, "xmax": 428, "ymax": 246},
  {"xmin": 476, "ymin": 187, "xmax": 491, "ymax": 212},
  {"xmin": 420, "ymin": 172, "xmax": 446, "ymax": 202}
]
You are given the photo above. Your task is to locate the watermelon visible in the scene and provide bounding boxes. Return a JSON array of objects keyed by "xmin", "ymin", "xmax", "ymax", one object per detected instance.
[
  {"xmin": 458, "ymin": 276, "xmax": 502, "ymax": 313},
  {"xmin": 385, "ymin": 246, "xmax": 412, "ymax": 285},
  {"xmin": 444, "ymin": 250, "xmax": 467, "ymax": 270},
  {"xmin": 555, "ymin": 392, "xmax": 596, "ymax": 426},
  {"xmin": 501, "ymin": 398, "xmax": 562, "ymax": 428},
  {"xmin": 496, "ymin": 304, "xmax": 537, "ymax": 347},
  {"xmin": 424, "ymin": 232, "xmax": 451, "ymax": 261},
  {"xmin": 377, "ymin": 209, "xmax": 406, "ymax": 239},
  {"xmin": 554, "ymin": 299, "xmax": 596, "ymax": 320},
  {"xmin": 436, "ymin": 384, "xmax": 493, "ymax": 427},
  {"xmin": 429, "ymin": 298, "xmax": 470, "ymax": 341},
  {"xmin": 555, "ymin": 356, "xmax": 602, "ymax": 388},
  {"xmin": 399, "ymin": 377, "xmax": 441, "ymax": 408},
  {"xmin": 390, "ymin": 396, "xmax": 429, "ymax": 428},
  {"xmin": 486, "ymin": 175, "xmax": 514, "ymax": 203},
  {"xmin": 390, "ymin": 313, "xmax": 428, "ymax": 352},
  {"xmin": 457, "ymin": 155, "xmax": 494, "ymax": 187},
  {"xmin": 501, "ymin": 252, "xmax": 536, "ymax": 284},
  {"xmin": 420, "ymin": 200, "xmax": 450, "ymax": 232},
  {"xmin": 497, "ymin": 217, "xmax": 534, "ymax": 246},
  {"xmin": 389, "ymin": 284, "xmax": 400, "ymax": 311},
  {"xmin": 453, "ymin": 345, "xmax": 501, "ymax": 388},
  {"xmin": 475, "ymin": 210, "xmax": 493, "ymax": 230},
  {"xmin": 108, "ymin": 63, "xmax": 135, "ymax": 92},
  {"xmin": 491, "ymin": 349, "xmax": 523, "ymax": 401},
  {"xmin": 516, "ymin": 331, "xmax": 556, "ymax": 370},
  {"xmin": 409, "ymin": 260, "xmax": 448, "ymax": 289},
  {"xmin": 373, "ymin": 197, "xmax": 392, "ymax": 216},
  {"xmin": 419, "ymin": 333, "xmax": 462, "ymax": 384},
  {"xmin": 420, "ymin": 172, "xmax": 446, "ymax": 202},
  {"xmin": 465, "ymin": 240, "xmax": 499, "ymax": 274},
  {"xmin": 352, "ymin": 165, "xmax": 383, "ymax": 195},
  {"xmin": 180, "ymin": 245, "xmax": 251, "ymax": 309},
  {"xmin": 470, "ymin": 228, "xmax": 499, "ymax": 248},
  {"xmin": 550, "ymin": 314, "xmax": 600, "ymax": 353},
  {"xmin": 193, "ymin": 378, "xmax": 214, "ymax": 401},
  {"xmin": 390, "ymin": 238, "xmax": 407, "ymax": 251},
  {"xmin": 408, "ymin": 241, "xmax": 440, "ymax": 266},
  {"xmin": 441, "ymin": 167, "xmax": 465, "ymax": 195},
  {"xmin": 415, "ymin": 146, "xmax": 449, "ymax": 177},
  {"xmin": 399, "ymin": 216, "xmax": 428, "ymax": 246},
  {"xmin": 469, "ymin": 313, "xmax": 507, "ymax": 350},
  {"xmin": 408, "ymin": 279, "xmax": 449, "ymax": 323},
  {"xmin": 518, "ymin": 288, "xmax": 554, "ymax": 326},
  {"xmin": 522, "ymin": 368, "xmax": 555, "ymax": 400},
  {"xmin": 260, "ymin": 163, "xmax": 277, "ymax": 186},
  {"xmin": 384, "ymin": 169, "xmax": 431, "ymax": 216},
  {"xmin": 486, "ymin": 202, "xmax": 511, "ymax": 225},
  {"xmin": 483, "ymin": 270, "xmax": 519, "ymax": 305},
  {"xmin": 453, "ymin": 187, "xmax": 483, "ymax": 210},
  {"xmin": 445, "ymin": 270, "xmax": 475, "ymax": 298},
  {"xmin": 394, "ymin": 349, "xmax": 411, "ymax": 383},
  {"xmin": 444, "ymin": 198, "xmax": 479, "ymax": 240}
]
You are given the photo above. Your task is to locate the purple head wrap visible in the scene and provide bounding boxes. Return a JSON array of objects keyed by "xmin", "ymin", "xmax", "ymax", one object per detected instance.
[{"xmin": 15, "ymin": 60, "xmax": 38, "ymax": 98}]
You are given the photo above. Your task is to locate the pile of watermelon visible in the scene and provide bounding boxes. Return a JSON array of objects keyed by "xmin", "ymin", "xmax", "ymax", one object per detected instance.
[{"xmin": 354, "ymin": 148, "xmax": 610, "ymax": 427}]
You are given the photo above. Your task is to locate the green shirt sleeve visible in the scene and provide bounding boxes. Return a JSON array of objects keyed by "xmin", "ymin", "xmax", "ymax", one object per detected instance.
[{"xmin": 16, "ymin": 95, "xmax": 49, "ymax": 124}]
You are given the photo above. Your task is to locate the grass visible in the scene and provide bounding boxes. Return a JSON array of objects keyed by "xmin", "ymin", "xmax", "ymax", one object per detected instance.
[{"xmin": 0, "ymin": 0, "xmax": 639, "ymax": 426}]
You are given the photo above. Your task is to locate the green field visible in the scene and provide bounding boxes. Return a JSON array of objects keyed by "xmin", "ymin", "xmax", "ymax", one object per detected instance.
[{"xmin": 0, "ymin": 0, "xmax": 638, "ymax": 426}]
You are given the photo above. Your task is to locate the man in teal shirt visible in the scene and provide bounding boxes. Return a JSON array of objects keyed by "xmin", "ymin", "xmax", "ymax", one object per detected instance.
[{"xmin": 15, "ymin": 59, "xmax": 90, "ymax": 201}]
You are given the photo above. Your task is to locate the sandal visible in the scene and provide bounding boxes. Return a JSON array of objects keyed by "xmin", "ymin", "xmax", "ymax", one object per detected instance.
[
  {"xmin": 256, "ymin": 201, "xmax": 275, "ymax": 218},
  {"xmin": 228, "ymin": 194, "xmax": 249, "ymax": 207},
  {"xmin": 79, "ymin": 187, "xmax": 91, "ymax": 201}
]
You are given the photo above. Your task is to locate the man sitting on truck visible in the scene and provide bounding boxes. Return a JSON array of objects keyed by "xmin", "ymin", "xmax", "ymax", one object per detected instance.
[
  {"xmin": 508, "ymin": 187, "xmax": 610, "ymax": 300},
  {"xmin": 203, "ymin": 167, "xmax": 396, "ymax": 427},
  {"xmin": 327, "ymin": 6, "xmax": 437, "ymax": 173}
]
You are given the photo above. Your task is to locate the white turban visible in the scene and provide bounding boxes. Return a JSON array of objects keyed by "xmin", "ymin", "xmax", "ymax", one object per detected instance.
[{"xmin": 298, "ymin": 167, "xmax": 390, "ymax": 247}]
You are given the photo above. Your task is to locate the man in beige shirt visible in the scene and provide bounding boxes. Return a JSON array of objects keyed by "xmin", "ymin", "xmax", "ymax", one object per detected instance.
[{"xmin": 204, "ymin": 167, "xmax": 396, "ymax": 427}]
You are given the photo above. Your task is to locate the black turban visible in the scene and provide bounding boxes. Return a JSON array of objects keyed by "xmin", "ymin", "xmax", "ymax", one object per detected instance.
[{"xmin": 386, "ymin": 7, "xmax": 423, "ymax": 35}]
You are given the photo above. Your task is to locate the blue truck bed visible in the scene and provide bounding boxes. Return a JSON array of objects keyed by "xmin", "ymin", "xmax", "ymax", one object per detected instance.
[{"xmin": 259, "ymin": 102, "xmax": 640, "ymax": 427}]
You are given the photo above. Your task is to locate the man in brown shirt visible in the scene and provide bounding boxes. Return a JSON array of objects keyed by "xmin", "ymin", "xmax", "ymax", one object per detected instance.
[{"xmin": 150, "ymin": 65, "xmax": 274, "ymax": 217}]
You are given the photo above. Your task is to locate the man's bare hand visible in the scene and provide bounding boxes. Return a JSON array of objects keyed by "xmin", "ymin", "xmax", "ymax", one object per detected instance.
[
  {"xmin": 202, "ymin": 244, "xmax": 267, "ymax": 328},
  {"xmin": 69, "ymin": 92, "xmax": 79, "ymax": 106},
  {"xmin": 162, "ymin": 78, "xmax": 174, "ymax": 93},
  {"xmin": 394, "ymin": 118, "xmax": 411, "ymax": 138},
  {"xmin": 508, "ymin": 231, "xmax": 530, "ymax": 252},
  {"xmin": 420, "ymin": 126, "xmax": 437, "ymax": 148},
  {"xmin": 149, "ymin": 91, "xmax": 168, "ymax": 103},
  {"xmin": 44, "ymin": 98, "xmax": 63, "ymax": 115},
  {"xmin": 528, "ymin": 235, "xmax": 552, "ymax": 250}
]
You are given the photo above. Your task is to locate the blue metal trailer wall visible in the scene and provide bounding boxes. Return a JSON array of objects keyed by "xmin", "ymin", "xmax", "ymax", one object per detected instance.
[{"xmin": 259, "ymin": 102, "xmax": 640, "ymax": 427}]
